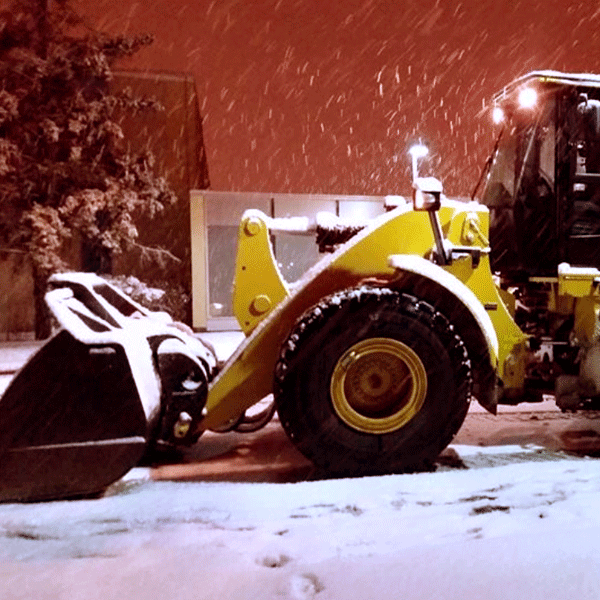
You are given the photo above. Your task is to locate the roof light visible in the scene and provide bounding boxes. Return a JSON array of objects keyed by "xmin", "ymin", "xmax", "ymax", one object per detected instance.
[
  {"xmin": 492, "ymin": 106, "xmax": 505, "ymax": 124},
  {"xmin": 518, "ymin": 87, "xmax": 537, "ymax": 109},
  {"xmin": 408, "ymin": 144, "xmax": 428, "ymax": 159}
]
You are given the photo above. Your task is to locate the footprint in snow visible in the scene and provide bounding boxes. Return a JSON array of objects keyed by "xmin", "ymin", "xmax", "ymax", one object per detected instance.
[
  {"xmin": 257, "ymin": 553, "xmax": 291, "ymax": 568},
  {"xmin": 290, "ymin": 504, "xmax": 363, "ymax": 518},
  {"xmin": 290, "ymin": 573, "xmax": 324, "ymax": 600}
]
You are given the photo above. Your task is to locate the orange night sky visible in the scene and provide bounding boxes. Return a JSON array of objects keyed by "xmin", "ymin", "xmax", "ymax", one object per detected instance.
[{"xmin": 75, "ymin": 0, "xmax": 600, "ymax": 197}]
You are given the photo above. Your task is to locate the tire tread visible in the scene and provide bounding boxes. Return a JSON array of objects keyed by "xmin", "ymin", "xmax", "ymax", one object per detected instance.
[{"xmin": 275, "ymin": 287, "xmax": 472, "ymax": 475}]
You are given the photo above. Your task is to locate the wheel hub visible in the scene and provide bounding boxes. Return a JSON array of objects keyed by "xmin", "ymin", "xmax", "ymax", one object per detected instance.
[{"xmin": 330, "ymin": 337, "xmax": 427, "ymax": 434}]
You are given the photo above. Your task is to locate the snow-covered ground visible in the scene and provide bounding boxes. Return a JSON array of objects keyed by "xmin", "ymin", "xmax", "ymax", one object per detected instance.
[
  {"xmin": 1, "ymin": 447, "xmax": 600, "ymax": 599},
  {"xmin": 2, "ymin": 332, "xmax": 600, "ymax": 599}
]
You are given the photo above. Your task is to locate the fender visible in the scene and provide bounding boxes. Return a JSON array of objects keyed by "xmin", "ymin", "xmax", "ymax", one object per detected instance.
[
  {"xmin": 388, "ymin": 254, "xmax": 498, "ymax": 362},
  {"xmin": 387, "ymin": 254, "xmax": 500, "ymax": 414}
]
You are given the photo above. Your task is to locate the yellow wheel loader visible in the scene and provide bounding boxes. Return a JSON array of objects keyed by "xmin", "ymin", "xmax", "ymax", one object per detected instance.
[
  {"xmin": 201, "ymin": 70, "xmax": 600, "ymax": 474},
  {"xmin": 4, "ymin": 70, "xmax": 600, "ymax": 500}
]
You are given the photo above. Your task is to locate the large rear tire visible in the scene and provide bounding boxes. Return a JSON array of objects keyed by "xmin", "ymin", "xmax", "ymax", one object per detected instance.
[{"xmin": 274, "ymin": 287, "xmax": 472, "ymax": 476}]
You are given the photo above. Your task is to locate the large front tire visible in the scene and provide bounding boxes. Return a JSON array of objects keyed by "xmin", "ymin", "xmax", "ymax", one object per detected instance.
[{"xmin": 274, "ymin": 287, "xmax": 472, "ymax": 476}]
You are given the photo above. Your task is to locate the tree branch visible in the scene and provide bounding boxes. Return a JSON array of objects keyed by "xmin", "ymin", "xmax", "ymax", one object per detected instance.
[
  {"xmin": 0, "ymin": 247, "xmax": 27, "ymax": 254},
  {"xmin": 132, "ymin": 242, "xmax": 181, "ymax": 264}
]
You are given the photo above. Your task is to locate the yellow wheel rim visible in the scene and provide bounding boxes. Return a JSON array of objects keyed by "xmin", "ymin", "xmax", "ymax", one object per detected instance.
[{"xmin": 330, "ymin": 337, "xmax": 427, "ymax": 434}]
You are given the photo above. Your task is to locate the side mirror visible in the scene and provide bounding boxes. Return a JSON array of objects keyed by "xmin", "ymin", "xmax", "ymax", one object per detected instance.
[
  {"xmin": 412, "ymin": 177, "xmax": 442, "ymax": 211},
  {"xmin": 578, "ymin": 93, "xmax": 600, "ymax": 138}
]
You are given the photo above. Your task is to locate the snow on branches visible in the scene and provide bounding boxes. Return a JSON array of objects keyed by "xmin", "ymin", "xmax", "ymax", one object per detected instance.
[{"xmin": 0, "ymin": 0, "xmax": 175, "ymax": 280}]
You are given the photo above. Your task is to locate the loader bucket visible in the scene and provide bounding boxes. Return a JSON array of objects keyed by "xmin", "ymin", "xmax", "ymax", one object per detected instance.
[
  {"xmin": 0, "ymin": 272, "xmax": 217, "ymax": 503},
  {"xmin": 0, "ymin": 329, "xmax": 152, "ymax": 502}
]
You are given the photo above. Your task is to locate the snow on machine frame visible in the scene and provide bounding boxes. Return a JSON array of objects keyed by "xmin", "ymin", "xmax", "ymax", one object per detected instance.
[
  {"xmin": 0, "ymin": 272, "xmax": 217, "ymax": 502},
  {"xmin": 5, "ymin": 70, "xmax": 600, "ymax": 500}
]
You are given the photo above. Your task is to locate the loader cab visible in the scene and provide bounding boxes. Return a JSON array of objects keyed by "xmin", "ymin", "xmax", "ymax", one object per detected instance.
[{"xmin": 481, "ymin": 71, "xmax": 600, "ymax": 281}]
